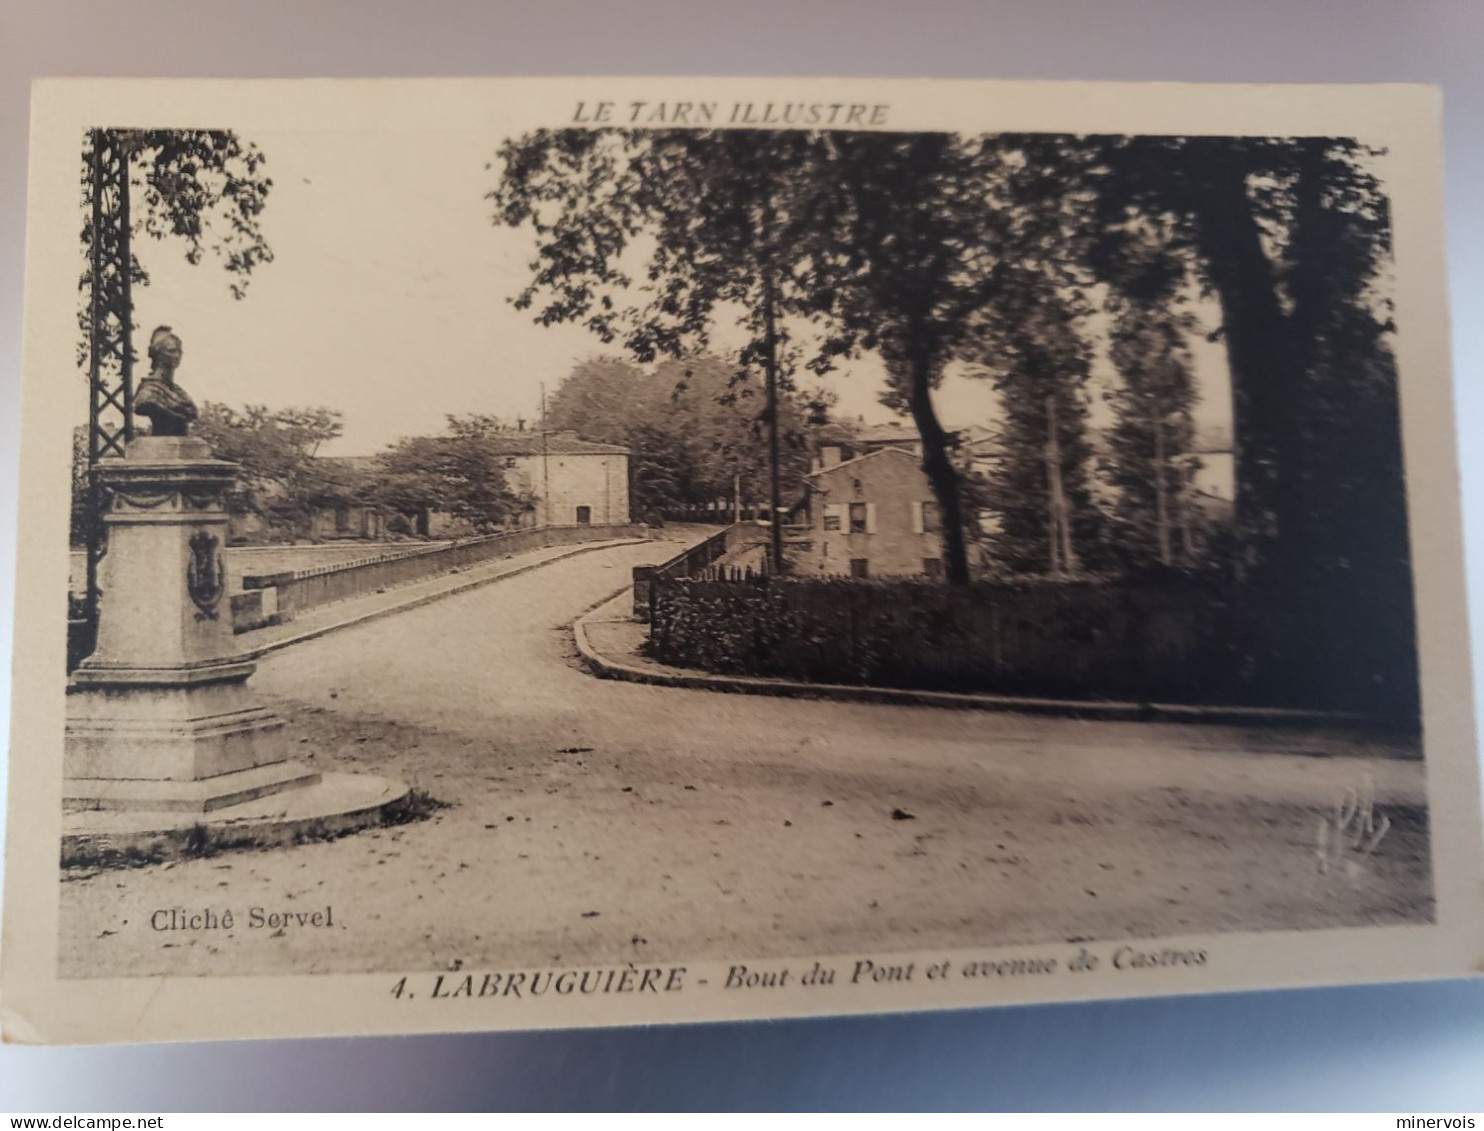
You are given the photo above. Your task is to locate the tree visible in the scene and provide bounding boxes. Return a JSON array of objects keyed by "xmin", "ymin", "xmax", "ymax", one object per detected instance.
[
  {"xmin": 492, "ymin": 128, "xmax": 841, "ymax": 569},
  {"xmin": 545, "ymin": 353, "xmax": 824, "ymax": 520},
  {"xmin": 78, "ymin": 129, "xmax": 273, "ymax": 367},
  {"xmin": 69, "ymin": 427, "xmax": 90, "ymax": 546},
  {"xmin": 1092, "ymin": 134, "xmax": 1415, "ymax": 715},
  {"xmin": 1262, "ymin": 141, "xmax": 1415, "ymax": 714},
  {"xmin": 375, "ymin": 418, "xmax": 534, "ymax": 533},
  {"xmin": 967, "ymin": 269, "xmax": 1101, "ymax": 574},
  {"xmin": 806, "ymin": 132, "xmax": 1097, "ymax": 583},
  {"xmin": 625, "ymin": 421, "xmax": 690, "ymax": 520},
  {"xmin": 544, "ymin": 357, "xmax": 655, "ymax": 448},
  {"xmin": 193, "ymin": 403, "xmax": 345, "ymax": 537},
  {"xmin": 1103, "ymin": 318, "xmax": 1198, "ymax": 568},
  {"xmin": 1097, "ymin": 227, "xmax": 1200, "ymax": 568},
  {"xmin": 654, "ymin": 355, "xmax": 821, "ymax": 511},
  {"xmin": 1092, "ymin": 135, "xmax": 1400, "ymax": 575}
]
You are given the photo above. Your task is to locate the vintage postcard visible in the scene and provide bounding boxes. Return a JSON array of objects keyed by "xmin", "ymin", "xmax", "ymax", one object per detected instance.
[{"xmin": 3, "ymin": 76, "xmax": 1481, "ymax": 1045}]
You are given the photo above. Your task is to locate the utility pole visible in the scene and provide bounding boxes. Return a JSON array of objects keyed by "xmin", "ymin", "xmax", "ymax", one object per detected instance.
[
  {"xmin": 540, "ymin": 382, "xmax": 550, "ymax": 527},
  {"xmin": 82, "ymin": 128, "xmax": 136, "ymax": 663}
]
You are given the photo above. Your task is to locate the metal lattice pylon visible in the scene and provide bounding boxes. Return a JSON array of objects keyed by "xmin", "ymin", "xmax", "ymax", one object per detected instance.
[{"xmin": 78, "ymin": 128, "xmax": 135, "ymax": 662}]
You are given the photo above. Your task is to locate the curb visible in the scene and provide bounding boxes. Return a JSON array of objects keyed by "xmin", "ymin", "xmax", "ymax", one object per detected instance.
[
  {"xmin": 572, "ymin": 601, "xmax": 1393, "ymax": 730},
  {"xmin": 244, "ymin": 539, "xmax": 648, "ymax": 657},
  {"xmin": 61, "ymin": 774, "xmax": 414, "ymax": 868}
]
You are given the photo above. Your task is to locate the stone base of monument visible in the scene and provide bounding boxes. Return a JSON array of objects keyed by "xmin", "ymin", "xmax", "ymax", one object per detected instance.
[
  {"xmin": 65, "ymin": 760, "xmax": 324, "ymax": 813},
  {"xmin": 62, "ymin": 433, "xmax": 410, "ymax": 865},
  {"xmin": 61, "ymin": 770, "xmax": 411, "ymax": 867}
]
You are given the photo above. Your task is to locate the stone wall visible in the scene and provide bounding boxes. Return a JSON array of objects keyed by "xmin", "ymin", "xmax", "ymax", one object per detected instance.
[{"xmin": 238, "ymin": 522, "xmax": 649, "ymax": 629}]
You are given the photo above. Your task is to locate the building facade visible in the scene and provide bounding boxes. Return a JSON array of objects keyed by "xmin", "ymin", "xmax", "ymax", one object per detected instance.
[
  {"xmin": 794, "ymin": 447, "xmax": 947, "ymax": 578},
  {"xmin": 496, "ymin": 432, "xmax": 630, "ymax": 527},
  {"xmin": 297, "ymin": 433, "xmax": 630, "ymax": 542}
]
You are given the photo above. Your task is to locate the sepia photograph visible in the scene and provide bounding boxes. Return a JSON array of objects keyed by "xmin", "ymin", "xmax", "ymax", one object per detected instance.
[{"xmin": 3, "ymin": 77, "xmax": 1480, "ymax": 1045}]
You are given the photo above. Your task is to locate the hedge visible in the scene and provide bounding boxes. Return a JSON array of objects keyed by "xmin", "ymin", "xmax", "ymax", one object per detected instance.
[{"xmin": 645, "ymin": 575, "xmax": 1417, "ymax": 720}]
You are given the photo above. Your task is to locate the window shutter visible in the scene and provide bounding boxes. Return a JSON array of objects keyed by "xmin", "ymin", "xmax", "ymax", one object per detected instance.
[
  {"xmin": 911, "ymin": 501, "xmax": 924, "ymax": 534},
  {"xmin": 825, "ymin": 504, "xmax": 844, "ymax": 531},
  {"xmin": 866, "ymin": 503, "xmax": 878, "ymax": 534}
]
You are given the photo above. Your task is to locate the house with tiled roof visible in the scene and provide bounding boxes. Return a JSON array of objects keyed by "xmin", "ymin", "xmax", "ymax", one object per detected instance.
[
  {"xmin": 489, "ymin": 430, "xmax": 631, "ymax": 528},
  {"xmin": 304, "ymin": 431, "xmax": 630, "ymax": 540},
  {"xmin": 810, "ymin": 419, "xmax": 995, "ymax": 474},
  {"xmin": 794, "ymin": 447, "xmax": 951, "ymax": 578}
]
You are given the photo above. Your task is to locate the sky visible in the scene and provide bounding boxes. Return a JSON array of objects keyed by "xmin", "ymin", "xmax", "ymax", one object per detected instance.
[{"xmin": 81, "ymin": 127, "xmax": 1234, "ymax": 459}]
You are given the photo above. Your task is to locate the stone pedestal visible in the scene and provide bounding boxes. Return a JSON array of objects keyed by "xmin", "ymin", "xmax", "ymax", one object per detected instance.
[{"xmin": 65, "ymin": 436, "xmax": 318, "ymax": 813}]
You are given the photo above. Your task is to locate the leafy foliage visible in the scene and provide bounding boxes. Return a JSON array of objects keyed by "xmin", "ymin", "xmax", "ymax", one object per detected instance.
[
  {"xmin": 1089, "ymin": 134, "xmax": 1414, "ymax": 705},
  {"xmin": 965, "ymin": 268, "xmax": 1100, "ymax": 574},
  {"xmin": 646, "ymin": 574, "xmax": 1412, "ymax": 717},
  {"xmin": 69, "ymin": 426, "xmax": 91, "ymax": 546},
  {"xmin": 493, "ymin": 129, "xmax": 1100, "ymax": 581},
  {"xmin": 375, "ymin": 417, "xmax": 534, "ymax": 533},
  {"xmin": 494, "ymin": 129, "xmax": 864, "ymax": 561},
  {"xmin": 545, "ymin": 354, "xmax": 824, "ymax": 519},
  {"xmin": 494, "ymin": 124, "xmax": 1414, "ymax": 707},
  {"xmin": 1088, "ymin": 136, "xmax": 1398, "ymax": 560},
  {"xmin": 492, "ymin": 129, "xmax": 835, "ymax": 369},
  {"xmin": 193, "ymin": 403, "xmax": 345, "ymax": 537},
  {"xmin": 1097, "ymin": 228, "xmax": 1201, "ymax": 568},
  {"xmin": 78, "ymin": 129, "xmax": 273, "ymax": 365}
]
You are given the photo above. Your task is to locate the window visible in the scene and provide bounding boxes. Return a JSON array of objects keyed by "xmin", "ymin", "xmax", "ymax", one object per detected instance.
[
  {"xmin": 575, "ymin": 505, "xmax": 592, "ymax": 525},
  {"xmin": 850, "ymin": 558, "xmax": 870, "ymax": 578},
  {"xmin": 921, "ymin": 500, "xmax": 942, "ymax": 533},
  {"xmin": 823, "ymin": 507, "xmax": 842, "ymax": 532},
  {"xmin": 923, "ymin": 557, "xmax": 944, "ymax": 579},
  {"xmin": 849, "ymin": 502, "xmax": 869, "ymax": 534}
]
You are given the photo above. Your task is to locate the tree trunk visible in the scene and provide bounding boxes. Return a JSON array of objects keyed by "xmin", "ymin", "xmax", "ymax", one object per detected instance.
[
  {"xmin": 1045, "ymin": 394, "xmax": 1078, "ymax": 576},
  {"xmin": 1186, "ymin": 148, "xmax": 1303, "ymax": 566},
  {"xmin": 1044, "ymin": 398, "xmax": 1061, "ymax": 574},
  {"xmin": 1153, "ymin": 413, "xmax": 1171, "ymax": 565},
  {"xmin": 761, "ymin": 271, "xmax": 785, "ymax": 573},
  {"xmin": 902, "ymin": 351, "xmax": 971, "ymax": 584}
]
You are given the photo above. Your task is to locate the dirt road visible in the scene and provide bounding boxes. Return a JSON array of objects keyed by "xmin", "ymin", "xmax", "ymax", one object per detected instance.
[{"xmin": 59, "ymin": 540, "xmax": 1431, "ymax": 977}]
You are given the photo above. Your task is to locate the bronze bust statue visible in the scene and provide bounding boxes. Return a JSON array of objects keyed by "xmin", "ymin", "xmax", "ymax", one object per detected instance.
[{"xmin": 134, "ymin": 325, "xmax": 199, "ymax": 437}]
